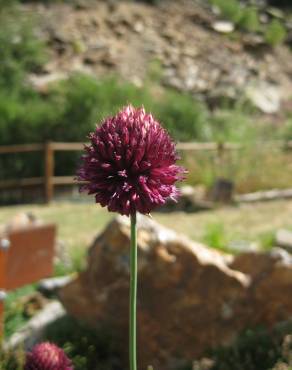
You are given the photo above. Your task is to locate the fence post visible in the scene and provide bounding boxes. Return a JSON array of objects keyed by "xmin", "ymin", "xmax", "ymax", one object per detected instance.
[
  {"xmin": 44, "ymin": 142, "xmax": 54, "ymax": 204},
  {"xmin": 217, "ymin": 141, "xmax": 224, "ymax": 163}
]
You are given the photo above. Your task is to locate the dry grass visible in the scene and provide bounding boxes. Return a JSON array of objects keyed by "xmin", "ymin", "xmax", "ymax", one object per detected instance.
[
  {"xmin": 182, "ymin": 146, "xmax": 292, "ymax": 193},
  {"xmin": 0, "ymin": 202, "xmax": 112, "ymax": 254},
  {"xmin": 156, "ymin": 200, "xmax": 292, "ymax": 245},
  {"xmin": 1, "ymin": 199, "xmax": 292, "ymax": 254}
]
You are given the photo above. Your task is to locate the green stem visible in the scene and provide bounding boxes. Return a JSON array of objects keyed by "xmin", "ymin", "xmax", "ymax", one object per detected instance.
[{"xmin": 130, "ymin": 212, "xmax": 137, "ymax": 370}]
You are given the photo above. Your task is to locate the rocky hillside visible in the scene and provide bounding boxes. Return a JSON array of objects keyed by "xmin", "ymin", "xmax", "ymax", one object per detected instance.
[{"xmin": 25, "ymin": 0, "xmax": 292, "ymax": 114}]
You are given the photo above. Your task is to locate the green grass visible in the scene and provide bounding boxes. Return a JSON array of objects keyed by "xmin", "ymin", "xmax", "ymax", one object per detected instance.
[
  {"xmin": 265, "ymin": 19, "xmax": 287, "ymax": 47},
  {"xmin": 4, "ymin": 284, "xmax": 37, "ymax": 338},
  {"xmin": 202, "ymin": 222, "xmax": 229, "ymax": 252},
  {"xmin": 209, "ymin": 0, "xmax": 288, "ymax": 46}
]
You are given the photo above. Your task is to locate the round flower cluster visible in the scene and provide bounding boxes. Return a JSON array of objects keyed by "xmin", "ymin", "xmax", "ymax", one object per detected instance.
[
  {"xmin": 25, "ymin": 342, "xmax": 73, "ymax": 370},
  {"xmin": 77, "ymin": 105, "xmax": 185, "ymax": 215}
]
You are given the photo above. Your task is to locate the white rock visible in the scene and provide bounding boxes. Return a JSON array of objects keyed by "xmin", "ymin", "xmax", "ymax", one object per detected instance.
[
  {"xmin": 276, "ymin": 229, "xmax": 292, "ymax": 251},
  {"xmin": 212, "ymin": 21, "xmax": 235, "ymax": 34},
  {"xmin": 246, "ymin": 82, "xmax": 281, "ymax": 114},
  {"xmin": 4, "ymin": 301, "xmax": 66, "ymax": 351}
]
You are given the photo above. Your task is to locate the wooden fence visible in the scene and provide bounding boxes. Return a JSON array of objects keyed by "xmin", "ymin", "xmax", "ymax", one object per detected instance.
[{"xmin": 1, "ymin": 141, "xmax": 292, "ymax": 203}]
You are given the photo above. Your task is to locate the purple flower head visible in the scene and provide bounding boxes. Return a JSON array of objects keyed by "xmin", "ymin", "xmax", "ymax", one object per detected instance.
[
  {"xmin": 25, "ymin": 342, "xmax": 74, "ymax": 370},
  {"xmin": 77, "ymin": 105, "xmax": 186, "ymax": 216}
]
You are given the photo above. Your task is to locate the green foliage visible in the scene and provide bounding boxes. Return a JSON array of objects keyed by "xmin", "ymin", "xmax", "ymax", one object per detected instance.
[
  {"xmin": 155, "ymin": 90, "xmax": 208, "ymax": 141},
  {"xmin": 264, "ymin": 19, "xmax": 287, "ymax": 47},
  {"xmin": 203, "ymin": 222, "xmax": 228, "ymax": 251},
  {"xmin": 54, "ymin": 245, "xmax": 87, "ymax": 276},
  {"xmin": 259, "ymin": 231, "xmax": 275, "ymax": 251},
  {"xmin": 19, "ymin": 0, "xmax": 74, "ymax": 3},
  {"xmin": 0, "ymin": 72, "xmax": 209, "ymax": 183},
  {"xmin": 210, "ymin": 0, "xmax": 242, "ymax": 24},
  {"xmin": 0, "ymin": 2, "xmax": 45, "ymax": 90},
  {"xmin": 187, "ymin": 325, "xmax": 292, "ymax": 369},
  {"xmin": 4, "ymin": 285, "xmax": 37, "ymax": 338},
  {"xmin": 19, "ymin": 0, "xmax": 160, "ymax": 3},
  {"xmin": 45, "ymin": 316, "xmax": 121, "ymax": 370},
  {"xmin": 209, "ymin": 0, "xmax": 287, "ymax": 46},
  {"xmin": 208, "ymin": 108, "xmax": 258, "ymax": 143},
  {"xmin": 281, "ymin": 118, "xmax": 292, "ymax": 141},
  {"xmin": 0, "ymin": 89, "xmax": 60, "ymax": 145},
  {"xmin": 238, "ymin": 7, "xmax": 260, "ymax": 33},
  {"xmin": 51, "ymin": 74, "xmax": 155, "ymax": 139},
  {"xmin": 145, "ymin": 58, "xmax": 163, "ymax": 84},
  {"xmin": 0, "ymin": 0, "xmax": 290, "ymax": 197},
  {"xmin": 0, "ymin": 1, "xmax": 48, "ymax": 182},
  {"xmin": 0, "ymin": 348, "xmax": 25, "ymax": 370},
  {"xmin": 208, "ymin": 325, "xmax": 292, "ymax": 370}
]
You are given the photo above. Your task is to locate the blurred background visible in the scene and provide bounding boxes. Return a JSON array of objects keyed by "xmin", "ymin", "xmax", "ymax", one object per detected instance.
[
  {"xmin": 1, "ymin": 0, "xmax": 292, "ymax": 369},
  {"xmin": 0, "ymin": 0, "xmax": 292, "ymax": 204}
]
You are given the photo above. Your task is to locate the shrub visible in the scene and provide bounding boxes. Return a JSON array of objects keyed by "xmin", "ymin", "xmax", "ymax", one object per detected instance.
[
  {"xmin": 0, "ymin": 2, "xmax": 45, "ymax": 90},
  {"xmin": 0, "ymin": 0, "xmax": 48, "ymax": 182},
  {"xmin": 0, "ymin": 348, "xmax": 25, "ymax": 370},
  {"xmin": 265, "ymin": 19, "xmax": 287, "ymax": 47},
  {"xmin": 208, "ymin": 109, "xmax": 258, "ymax": 143},
  {"xmin": 155, "ymin": 90, "xmax": 208, "ymax": 142},
  {"xmin": 238, "ymin": 7, "xmax": 260, "ymax": 33},
  {"xmin": 210, "ymin": 0, "xmax": 242, "ymax": 24},
  {"xmin": 209, "ymin": 0, "xmax": 288, "ymax": 47},
  {"xmin": 58, "ymin": 74, "xmax": 157, "ymax": 136},
  {"xmin": 0, "ymin": 72, "xmax": 209, "ymax": 183},
  {"xmin": 45, "ymin": 316, "xmax": 122, "ymax": 370},
  {"xmin": 4, "ymin": 285, "xmax": 37, "ymax": 338},
  {"xmin": 209, "ymin": 326, "xmax": 290, "ymax": 370}
]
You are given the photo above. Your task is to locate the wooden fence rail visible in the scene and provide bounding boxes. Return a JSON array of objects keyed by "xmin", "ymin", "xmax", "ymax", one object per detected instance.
[{"xmin": 1, "ymin": 140, "xmax": 292, "ymax": 203}]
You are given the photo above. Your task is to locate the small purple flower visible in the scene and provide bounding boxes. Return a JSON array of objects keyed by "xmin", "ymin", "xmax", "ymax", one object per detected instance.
[
  {"xmin": 25, "ymin": 342, "xmax": 73, "ymax": 370},
  {"xmin": 77, "ymin": 105, "xmax": 185, "ymax": 216}
]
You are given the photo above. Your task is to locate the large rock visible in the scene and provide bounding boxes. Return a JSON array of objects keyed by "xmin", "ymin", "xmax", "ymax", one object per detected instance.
[
  {"xmin": 59, "ymin": 216, "xmax": 292, "ymax": 370},
  {"xmin": 230, "ymin": 248, "xmax": 292, "ymax": 326},
  {"xmin": 276, "ymin": 229, "xmax": 292, "ymax": 253}
]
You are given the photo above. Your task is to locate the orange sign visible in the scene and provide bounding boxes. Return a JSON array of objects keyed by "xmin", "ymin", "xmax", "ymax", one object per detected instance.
[{"xmin": 0, "ymin": 224, "xmax": 56, "ymax": 338}]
